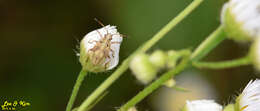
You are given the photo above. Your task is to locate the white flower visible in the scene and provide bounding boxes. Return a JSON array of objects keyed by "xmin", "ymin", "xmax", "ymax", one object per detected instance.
[
  {"xmin": 238, "ymin": 79, "xmax": 260, "ymax": 111},
  {"xmin": 79, "ymin": 25, "xmax": 123, "ymax": 72},
  {"xmin": 221, "ymin": 0, "xmax": 260, "ymax": 42},
  {"xmin": 184, "ymin": 100, "xmax": 223, "ymax": 111}
]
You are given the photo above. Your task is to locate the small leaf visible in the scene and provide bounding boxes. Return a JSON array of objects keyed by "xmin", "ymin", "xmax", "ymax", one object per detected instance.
[{"xmin": 172, "ymin": 86, "xmax": 190, "ymax": 92}]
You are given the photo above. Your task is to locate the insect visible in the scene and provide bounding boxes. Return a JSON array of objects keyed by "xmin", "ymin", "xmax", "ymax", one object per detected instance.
[{"xmin": 86, "ymin": 18, "xmax": 124, "ymax": 69}]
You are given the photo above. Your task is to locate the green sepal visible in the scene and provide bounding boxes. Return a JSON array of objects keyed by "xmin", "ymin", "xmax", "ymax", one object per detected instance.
[
  {"xmin": 224, "ymin": 104, "xmax": 235, "ymax": 111},
  {"xmin": 79, "ymin": 42, "xmax": 106, "ymax": 73},
  {"xmin": 223, "ymin": 7, "xmax": 252, "ymax": 42}
]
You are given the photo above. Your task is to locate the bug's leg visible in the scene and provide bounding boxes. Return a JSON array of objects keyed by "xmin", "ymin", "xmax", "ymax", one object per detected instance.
[
  {"xmin": 88, "ymin": 40, "xmax": 98, "ymax": 44},
  {"xmin": 94, "ymin": 56, "xmax": 101, "ymax": 65},
  {"xmin": 104, "ymin": 61, "xmax": 110, "ymax": 69},
  {"xmin": 111, "ymin": 33, "xmax": 127, "ymax": 38},
  {"xmin": 104, "ymin": 27, "xmax": 108, "ymax": 34},
  {"xmin": 105, "ymin": 52, "xmax": 111, "ymax": 58},
  {"xmin": 89, "ymin": 46, "xmax": 98, "ymax": 52},
  {"xmin": 109, "ymin": 48, "xmax": 115, "ymax": 57},
  {"xmin": 96, "ymin": 30, "xmax": 103, "ymax": 38},
  {"xmin": 111, "ymin": 42, "xmax": 121, "ymax": 44},
  {"xmin": 120, "ymin": 34, "xmax": 127, "ymax": 38},
  {"xmin": 84, "ymin": 55, "xmax": 89, "ymax": 63}
]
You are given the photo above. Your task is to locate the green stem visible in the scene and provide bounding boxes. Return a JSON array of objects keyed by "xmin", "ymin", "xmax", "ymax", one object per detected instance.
[
  {"xmin": 192, "ymin": 55, "xmax": 251, "ymax": 69},
  {"xmin": 118, "ymin": 51, "xmax": 191, "ymax": 111},
  {"xmin": 77, "ymin": 0, "xmax": 204, "ymax": 110},
  {"xmin": 77, "ymin": 59, "xmax": 130, "ymax": 111},
  {"xmin": 118, "ymin": 25, "xmax": 227, "ymax": 110},
  {"xmin": 191, "ymin": 25, "xmax": 226, "ymax": 61},
  {"xmin": 66, "ymin": 69, "xmax": 88, "ymax": 111}
]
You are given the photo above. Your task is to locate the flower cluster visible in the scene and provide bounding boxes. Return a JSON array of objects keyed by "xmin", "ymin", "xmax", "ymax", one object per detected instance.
[{"xmin": 129, "ymin": 50, "xmax": 182, "ymax": 84}]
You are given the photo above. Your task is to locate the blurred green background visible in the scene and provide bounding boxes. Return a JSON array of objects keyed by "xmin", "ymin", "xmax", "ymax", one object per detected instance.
[{"xmin": 0, "ymin": 0, "xmax": 258, "ymax": 111}]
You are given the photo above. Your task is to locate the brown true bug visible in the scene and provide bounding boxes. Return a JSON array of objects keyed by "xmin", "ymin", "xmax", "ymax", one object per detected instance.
[{"xmin": 87, "ymin": 18, "xmax": 123, "ymax": 69}]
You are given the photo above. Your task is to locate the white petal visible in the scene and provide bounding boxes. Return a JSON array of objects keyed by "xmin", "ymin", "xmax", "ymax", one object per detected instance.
[
  {"xmin": 186, "ymin": 100, "xmax": 223, "ymax": 111},
  {"xmin": 240, "ymin": 79, "xmax": 260, "ymax": 111}
]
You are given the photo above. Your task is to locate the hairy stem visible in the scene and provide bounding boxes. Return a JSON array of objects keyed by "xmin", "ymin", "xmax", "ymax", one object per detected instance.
[
  {"xmin": 66, "ymin": 69, "xmax": 88, "ymax": 111},
  {"xmin": 77, "ymin": 0, "xmax": 204, "ymax": 110},
  {"xmin": 192, "ymin": 55, "xmax": 251, "ymax": 69}
]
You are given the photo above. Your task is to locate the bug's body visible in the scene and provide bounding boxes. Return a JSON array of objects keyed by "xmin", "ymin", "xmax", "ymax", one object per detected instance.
[{"xmin": 88, "ymin": 32, "xmax": 118, "ymax": 68}]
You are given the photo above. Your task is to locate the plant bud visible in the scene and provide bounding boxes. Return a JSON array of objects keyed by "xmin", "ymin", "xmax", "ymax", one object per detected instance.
[
  {"xmin": 164, "ymin": 78, "xmax": 176, "ymax": 88},
  {"xmin": 149, "ymin": 50, "xmax": 168, "ymax": 69},
  {"xmin": 221, "ymin": 0, "xmax": 260, "ymax": 42},
  {"xmin": 167, "ymin": 50, "xmax": 181, "ymax": 68},
  {"xmin": 130, "ymin": 53, "xmax": 157, "ymax": 84},
  {"xmin": 79, "ymin": 25, "xmax": 123, "ymax": 72}
]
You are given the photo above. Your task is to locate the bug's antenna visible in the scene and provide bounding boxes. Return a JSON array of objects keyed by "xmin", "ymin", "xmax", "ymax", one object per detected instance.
[
  {"xmin": 120, "ymin": 34, "xmax": 128, "ymax": 38},
  {"xmin": 94, "ymin": 18, "xmax": 105, "ymax": 27}
]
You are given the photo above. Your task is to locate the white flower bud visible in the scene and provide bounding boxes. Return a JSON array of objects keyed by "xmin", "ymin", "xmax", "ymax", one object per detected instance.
[
  {"xmin": 183, "ymin": 100, "xmax": 223, "ymax": 111},
  {"xmin": 149, "ymin": 50, "xmax": 168, "ymax": 69},
  {"xmin": 236, "ymin": 79, "xmax": 260, "ymax": 111},
  {"xmin": 130, "ymin": 53, "xmax": 157, "ymax": 84},
  {"xmin": 221, "ymin": 0, "xmax": 260, "ymax": 42},
  {"xmin": 79, "ymin": 25, "xmax": 123, "ymax": 72},
  {"xmin": 164, "ymin": 78, "xmax": 176, "ymax": 88},
  {"xmin": 167, "ymin": 50, "xmax": 181, "ymax": 69}
]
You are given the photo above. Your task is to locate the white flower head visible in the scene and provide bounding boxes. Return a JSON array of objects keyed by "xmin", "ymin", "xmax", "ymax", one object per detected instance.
[
  {"xmin": 184, "ymin": 100, "xmax": 223, "ymax": 111},
  {"xmin": 79, "ymin": 25, "xmax": 123, "ymax": 72},
  {"xmin": 238, "ymin": 79, "xmax": 260, "ymax": 111},
  {"xmin": 221, "ymin": 0, "xmax": 260, "ymax": 42}
]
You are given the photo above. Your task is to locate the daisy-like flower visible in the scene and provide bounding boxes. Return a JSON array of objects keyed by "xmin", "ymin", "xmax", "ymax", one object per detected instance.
[
  {"xmin": 221, "ymin": 0, "xmax": 260, "ymax": 42},
  {"xmin": 79, "ymin": 25, "xmax": 123, "ymax": 72},
  {"xmin": 236, "ymin": 79, "xmax": 260, "ymax": 111},
  {"xmin": 182, "ymin": 100, "xmax": 223, "ymax": 111}
]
